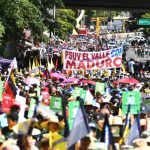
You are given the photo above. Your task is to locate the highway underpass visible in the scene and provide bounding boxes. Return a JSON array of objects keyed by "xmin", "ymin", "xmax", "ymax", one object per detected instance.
[{"xmin": 63, "ymin": 0, "xmax": 150, "ymax": 11}]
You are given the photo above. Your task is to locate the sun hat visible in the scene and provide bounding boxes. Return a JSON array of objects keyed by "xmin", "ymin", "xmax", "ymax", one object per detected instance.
[
  {"xmin": 40, "ymin": 115, "xmax": 62, "ymax": 131},
  {"xmin": 88, "ymin": 142, "xmax": 108, "ymax": 150},
  {"xmin": 133, "ymin": 138, "xmax": 147, "ymax": 147},
  {"xmin": 120, "ymin": 145, "xmax": 134, "ymax": 150}
]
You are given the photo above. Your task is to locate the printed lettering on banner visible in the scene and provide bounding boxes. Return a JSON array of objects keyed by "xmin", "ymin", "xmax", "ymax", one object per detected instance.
[
  {"xmin": 2, "ymin": 93, "xmax": 14, "ymax": 113},
  {"xmin": 63, "ymin": 47, "xmax": 123, "ymax": 70}
]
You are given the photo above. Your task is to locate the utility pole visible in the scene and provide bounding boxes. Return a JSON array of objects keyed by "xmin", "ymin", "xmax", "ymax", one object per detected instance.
[{"xmin": 96, "ymin": 17, "xmax": 100, "ymax": 37}]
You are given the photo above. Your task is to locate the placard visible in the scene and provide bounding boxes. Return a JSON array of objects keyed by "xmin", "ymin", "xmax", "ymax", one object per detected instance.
[
  {"xmin": 50, "ymin": 96, "xmax": 62, "ymax": 113},
  {"xmin": 95, "ymin": 82, "xmax": 105, "ymax": 94},
  {"xmin": 73, "ymin": 87, "xmax": 83, "ymax": 99},
  {"xmin": 2, "ymin": 93, "xmax": 14, "ymax": 113},
  {"xmin": 122, "ymin": 91, "xmax": 141, "ymax": 114},
  {"xmin": 68, "ymin": 101, "xmax": 79, "ymax": 129},
  {"xmin": 28, "ymin": 98, "xmax": 36, "ymax": 118}
]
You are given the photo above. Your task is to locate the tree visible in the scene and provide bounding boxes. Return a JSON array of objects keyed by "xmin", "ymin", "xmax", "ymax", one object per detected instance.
[
  {"xmin": 0, "ymin": 22, "xmax": 5, "ymax": 45},
  {"xmin": 85, "ymin": 10, "xmax": 96, "ymax": 28},
  {"xmin": 30, "ymin": 0, "xmax": 64, "ymax": 30},
  {"xmin": 0, "ymin": 0, "xmax": 47, "ymax": 42},
  {"xmin": 0, "ymin": 0, "xmax": 48, "ymax": 57},
  {"xmin": 55, "ymin": 9, "xmax": 76, "ymax": 39},
  {"xmin": 126, "ymin": 12, "xmax": 150, "ymax": 36},
  {"xmin": 141, "ymin": 13, "xmax": 150, "ymax": 36}
]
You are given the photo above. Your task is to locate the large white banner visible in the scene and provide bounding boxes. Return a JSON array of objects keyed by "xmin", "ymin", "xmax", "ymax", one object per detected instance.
[{"xmin": 63, "ymin": 47, "xmax": 123, "ymax": 70}]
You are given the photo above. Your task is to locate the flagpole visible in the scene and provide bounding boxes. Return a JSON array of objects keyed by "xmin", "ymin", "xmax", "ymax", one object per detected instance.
[{"xmin": 59, "ymin": 89, "xmax": 70, "ymax": 137}]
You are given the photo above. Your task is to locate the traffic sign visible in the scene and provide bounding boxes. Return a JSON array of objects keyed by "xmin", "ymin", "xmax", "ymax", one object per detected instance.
[{"xmin": 138, "ymin": 19, "xmax": 150, "ymax": 25}]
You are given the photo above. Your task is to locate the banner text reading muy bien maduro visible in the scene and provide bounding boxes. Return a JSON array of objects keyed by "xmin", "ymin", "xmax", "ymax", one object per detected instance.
[{"xmin": 63, "ymin": 47, "xmax": 123, "ymax": 70}]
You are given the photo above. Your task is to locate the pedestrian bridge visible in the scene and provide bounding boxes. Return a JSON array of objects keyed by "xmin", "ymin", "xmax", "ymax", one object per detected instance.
[{"xmin": 63, "ymin": 0, "xmax": 150, "ymax": 11}]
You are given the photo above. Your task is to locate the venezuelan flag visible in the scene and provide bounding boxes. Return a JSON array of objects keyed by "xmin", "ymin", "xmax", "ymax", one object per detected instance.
[{"xmin": 5, "ymin": 71, "xmax": 17, "ymax": 97}]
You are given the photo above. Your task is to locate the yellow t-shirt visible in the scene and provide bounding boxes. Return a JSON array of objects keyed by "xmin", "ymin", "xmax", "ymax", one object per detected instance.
[{"xmin": 49, "ymin": 131, "xmax": 67, "ymax": 150}]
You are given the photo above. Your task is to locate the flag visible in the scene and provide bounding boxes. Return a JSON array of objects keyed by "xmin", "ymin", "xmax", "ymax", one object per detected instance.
[
  {"xmin": 67, "ymin": 100, "xmax": 90, "ymax": 148},
  {"xmin": 61, "ymin": 50, "xmax": 64, "ymax": 64},
  {"xmin": 101, "ymin": 114, "xmax": 116, "ymax": 150},
  {"xmin": 125, "ymin": 114, "xmax": 141, "ymax": 145},
  {"xmin": 10, "ymin": 57, "xmax": 18, "ymax": 69},
  {"xmin": 35, "ymin": 57, "xmax": 39, "ymax": 68},
  {"xmin": 32, "ymin": 58, "xmax": 36, "ymax": 70},
  {"xmin": 119, "ymin": 105, "xmax": 131, "ymax": 145},
  {"xmin": 29, "ymin": 59, "xmax": 32, "ymax": 71},
  {"xmin": 47, "ymin": 58, "xmax": 54, "ymax": 72},
  {"xmin": 121, "ymin": 64, "xmax": 126, "ymax": 74},
  {"xmin": 5, "ymin": 71, "xmax": 17, "ymax": 97},
  {"xmin": 55, "ymin": 57, "xmax": 58, "ymax": 69},
  {"xmin": 39, "ymin": 58, "xmax": 42, "ymax": 67},
  {"xmin": 114, "ymin": 67, "xmax": 116, "ymax": 74}
]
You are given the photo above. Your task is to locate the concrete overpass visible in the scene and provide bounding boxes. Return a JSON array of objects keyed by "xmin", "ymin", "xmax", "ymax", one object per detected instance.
[{"xmin": 63, "ymin": 0, "xmax": 150, "ymax": 11}]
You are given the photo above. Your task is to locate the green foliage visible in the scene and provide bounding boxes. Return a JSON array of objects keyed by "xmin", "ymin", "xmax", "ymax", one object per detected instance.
[
  {"xmin": 141, "ymin": 13, "xmax": 150, "ymax": 36},
  {"xmin": 30, "ymin": 0, "xmax": 64, "ymax": 29},
  {"xmin": 0, "ymin": 22, "xmax": 5, "ymax": 39},
  {"xmin": 127, "ymin": 12, "xmax": 150, "ymax": 36},
  {"xmin": 85, "ymin": 10, "xmax": 96, "ymax": 27},
  {"xmin": 40, "ymin": 34, "xmax": 50, "ymax": 43},
  {"xmin": 0, "ymin": 22, "xmax": 5, "ymax": 49},
  {"xmin": 0, "ymin": 0, "xmax": 46, "ymax": 43},
  {"xmin": 55, "ymin": 9, "xmax": 76, "ymax": 39}
]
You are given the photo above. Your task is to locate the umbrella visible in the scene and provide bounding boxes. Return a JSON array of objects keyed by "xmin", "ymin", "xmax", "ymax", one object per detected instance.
[
  {"xmin": 50, "ymin": 72, "xmax": 66, "ymax": 80},
  {"xmin": 79, "ymin": 79, "xmax": 96, "ymax": 85},
  {"xmin": 114, "ymin": 77, "xmax": 140, "ymax": 84},
  {"xmin": 63, "ymin": 78, "xmax": 79, "ymax": 83}
]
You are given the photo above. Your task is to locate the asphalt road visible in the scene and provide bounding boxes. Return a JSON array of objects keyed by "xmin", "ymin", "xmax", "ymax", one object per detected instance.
[{"xmin": 126, "ymin": 46, "xmax": 150, "ymax": 62}]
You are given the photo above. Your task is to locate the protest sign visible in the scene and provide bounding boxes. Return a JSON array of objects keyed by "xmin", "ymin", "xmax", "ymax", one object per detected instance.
[
  {"xmin": 80, "ymin": 90, "xmax": 87, "ymax": 101},
  {"xmin": 68, "ymin": 101, "xmax": 79, "ymax": 129},
  {"xmin": 28, "ymin": 98, "xmax": 36, "ymax": 118},
  {"xmin": 37, "ymin": 86, "xmax": 41, "ymax": 98},
  {"xmin": 63, "ymin": 47, "xmax": 123, "ymax": 70},
  {"xmin": 73, "ymin": 89, "xmax": 93, "ymax": 105},
  {"xmin": 73, "ymin": 87, "xmax": 83, "ymax": 99},
  {"xmin": 122, "ymin": 91, "xmax": 141, "ymax": 114},
  {"xmin": 95, "ymin": 82, "xmax": 105, "ymax": 94},
  {"xmin": 2, "ymin": 93, "xmax": 14, "ymax": 113},
  {"xmin": 50, "ymin": 96, "xmax": 62, "ymax": 113}
]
